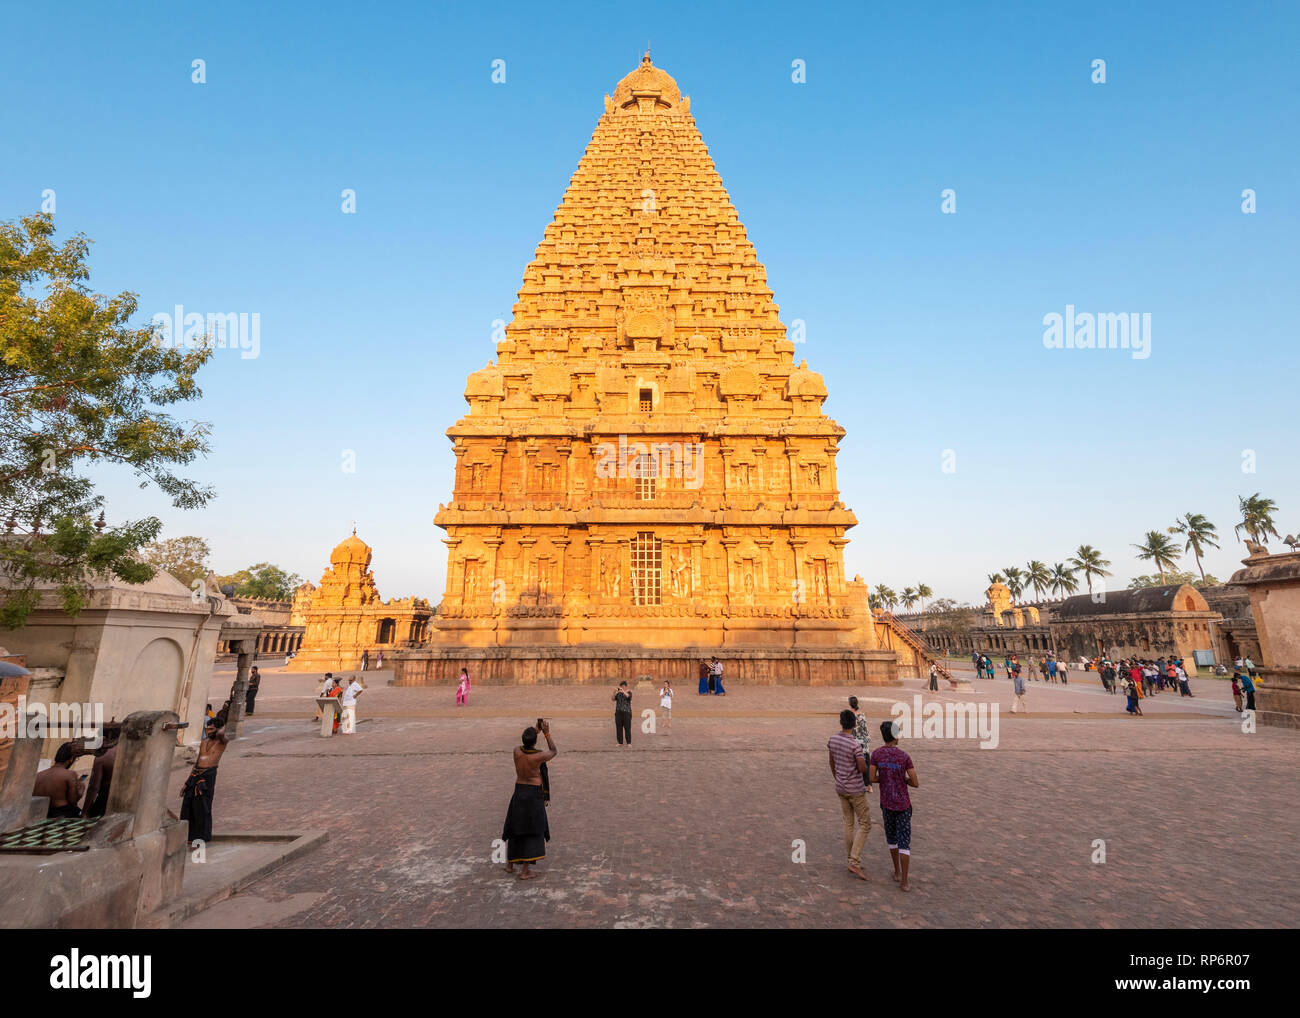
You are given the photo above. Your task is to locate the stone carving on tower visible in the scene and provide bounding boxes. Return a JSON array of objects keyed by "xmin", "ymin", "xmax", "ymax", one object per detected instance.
[{"xmin": 399, "ymin": 53, "xmax": 895, "ymax": 686}]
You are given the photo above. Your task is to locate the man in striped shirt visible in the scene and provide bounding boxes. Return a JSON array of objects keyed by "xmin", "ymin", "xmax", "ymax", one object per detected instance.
[{"xmin": 828, "ymin": 709, "xmax": 872, "ymax": 881}]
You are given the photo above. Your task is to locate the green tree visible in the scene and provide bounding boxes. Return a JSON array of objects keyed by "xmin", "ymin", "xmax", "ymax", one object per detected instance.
[
  {"xmin": 1068, "ymin": 544, "xmax": 1112, "ymax": 595},
  {"xmin": 1130, "ymin": 568, "xmax": 1221, "ymax": 589},
  {"xmin": 0, "ymin": 214, "xmax": 213, "ymax": 627},
  {"xmin": 140, "ymin": 535, "xmax": 211, "ymax": 589},
  {"xmin": 900, "ymin": 586, "xmax": 918, "ymax": 612},
  {"xmin": 1168, "ymin": 512, "xmax": 1219, "ymax": 582},
  {"xmin": 1050, "ymin": 562, "xmax": 1079, "ymax": 598},
  {"xmin": 916, "ymin": 582, "xmax": 933, "ymax": 613},
  {"xmin": 1025, "ymin": 560, "xmax": 1052, "ymax": 602},
  {"xmin": 1133, "ymin": 530, "xmax": 1181, "ymax": 583},
  {"xmin": 874, "ymin": 584, "xmax": 898, "ymax": 612},
  {"xmin": 216, "ymin": 562, "xmax": 303, "ymax": 601},
  {"xmin": 1002, "ymin": 566, "xmax": 1025, "ymax": 602},
  {"xmin": 987, "ymin": 572, "xmax": 1005, "ymax": 585},
  {"xmin": 1234, "ymin": 493, "xmax": 1281, "ymax": 549}
]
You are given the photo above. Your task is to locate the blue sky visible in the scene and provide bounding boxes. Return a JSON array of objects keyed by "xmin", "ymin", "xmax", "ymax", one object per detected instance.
[{"xmin": 3, "ymin": 0, "xmax": 1297, "ymax": 603}]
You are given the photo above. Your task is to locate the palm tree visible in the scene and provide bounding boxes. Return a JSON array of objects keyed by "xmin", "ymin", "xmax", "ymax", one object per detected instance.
[
  {"xmin": 1050, "ymin": 562, "xmax": 1079, "ymax": 599},
  {"xmin": 987, "ymin": 571, "xmax": 1005, "ymax": 585},
  {"xmin": 1068, "ymin": 544, "xmax": 1112, "ymax": 595},
  {"xmin": 916, "ymin": 583, "xmax": 932, "ymax": 613},
  {"xmin": 900, "ymin": 587, "xmax": 918, "ymax": 612},
  {"xmin": 1235, "ymin": 493, "xmax": 1282, "ymax": 549},
  {"xmin": 1133, "ymin": 530, "xmax": 1181, "ymax": 584},
  {"xmin": 1025, "ymin": 560, "xmax": 1051, "ymax": 602},
  {"xmin": 875, "ymin": 584, "xmax": 898, "ymax": 612},
  {"xmin": 1168, "ymin": 513, "xmax": 1219, "ymax": 582},
  {"xmin": 1002, "ymin": 566, "xmax": 1025, "ymax": 602}
]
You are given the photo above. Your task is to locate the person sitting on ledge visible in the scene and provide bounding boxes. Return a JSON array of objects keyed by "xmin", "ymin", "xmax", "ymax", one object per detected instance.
[{"xmin": 33, "ymin": 742, "xmax": 85, "ymax": 819}]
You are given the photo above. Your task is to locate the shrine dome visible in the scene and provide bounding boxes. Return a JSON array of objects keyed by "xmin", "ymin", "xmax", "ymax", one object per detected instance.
[
  {"xmin": 330, "ymin": 530, "xmax": 372, "ymax": 568},
  {"xmin": 611, "ymin": 52, "xmax": 681, "ymax": 109}
]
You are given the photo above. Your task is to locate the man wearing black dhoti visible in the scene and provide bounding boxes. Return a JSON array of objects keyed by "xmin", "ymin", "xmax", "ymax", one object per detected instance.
[
  {"xmin": 181, "ymin": 718, "xmax": 230, "ymax": 845},
  {"xmin": 502, "ymin": 719, "xmax": 557, "ymax": 880}
]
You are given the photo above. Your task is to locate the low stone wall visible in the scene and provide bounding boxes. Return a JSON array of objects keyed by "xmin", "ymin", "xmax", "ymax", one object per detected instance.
[{"xmin": 390, "ymin": 644, "xmax": 900, "ymax": 687}]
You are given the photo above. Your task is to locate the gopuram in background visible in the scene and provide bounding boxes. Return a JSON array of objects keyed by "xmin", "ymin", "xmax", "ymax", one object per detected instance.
[
  {"xmin": 288, "ymin": 531, "xmax": 433, "ymax": 673},
  {"xmin": 393, "ymin": 54, "xmax": 901, "ymax": 687}
]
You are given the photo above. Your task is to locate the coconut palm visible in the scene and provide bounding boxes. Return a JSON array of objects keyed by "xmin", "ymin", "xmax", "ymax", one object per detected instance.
[
  {"xmin": 1050, "ymin": 562, "xmax": 1078, "ymax": 598},
  {"xmin": 900, "ymin": 587, "xmax": 919, "ymax": 612},
  {"xmin": 875, "ymin": 584, "xmax": 898, "ymax": 612},
  {"xmin": 1068, "ymin": 544, "xmax": 1112, "ymax": 595},
  {"xmin": 916, "ymin": 583, "xmax": 933, "ymax": 613},
  {"xmin": 987, "ymin": 571, "xmax": 1005, "ymax": 585},
  {"xmin": 1133, "ymin": 530, "xmax": 1181, "ymax": 584},
  {"xmin": 1025, "ymin": 560, "xmax": 1052, "ymax": 602},
  {"xmin": 1002, "ymin": 566, "xmax": 1025, "ymax": 602},
  {"xmin": 1168, "ymin": 513, "xmax": 1219, "ymax": 582},
  {"xmin": 1234, "ymin": 493, "xmax": 1282, "ymax": 549}
]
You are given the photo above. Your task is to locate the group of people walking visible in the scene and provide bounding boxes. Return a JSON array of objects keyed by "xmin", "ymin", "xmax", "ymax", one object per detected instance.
[{"xmin": 828, "ymin": 696, "xmax": 919, "ymax": 890}]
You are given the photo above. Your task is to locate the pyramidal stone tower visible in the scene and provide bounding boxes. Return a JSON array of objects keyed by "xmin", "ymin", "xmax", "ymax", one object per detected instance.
[{"xmin": 393, "ymin": 54, "xmax": 897, "ymax": 686}]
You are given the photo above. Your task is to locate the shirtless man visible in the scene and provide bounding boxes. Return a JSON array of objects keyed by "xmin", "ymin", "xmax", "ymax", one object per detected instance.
[
  {"xmin": 181, "ymin": 718, "xmax": 231, "ymax": 844},
  {"xmin": 502, "ymin": 719, "xmax": 557, "ymax": 880},
  {"xmin": 33, "ymin": 742, "xmax": 85, "ymax": 818},
  {"xmin": 82, "ymin": 739, "xmax": 117, "ymax": 818}
]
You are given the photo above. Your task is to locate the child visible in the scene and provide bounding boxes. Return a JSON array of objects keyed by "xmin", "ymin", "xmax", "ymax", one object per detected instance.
[
  {"xmin": 456, "ymin": 667, "xmax": 470, "ymax": 706},
  {"xmin": 1230, "ymin": 673, "xmax": 1243, "ymax": 712},
  {"xmin": 869, "ymin": 721, "xmax": 919, "ymax": 892}
]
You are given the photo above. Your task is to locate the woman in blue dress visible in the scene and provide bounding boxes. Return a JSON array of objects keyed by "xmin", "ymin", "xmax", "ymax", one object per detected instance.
[{"xmin": 698, "ymin": 659, "xmax": 710, "ymax": 695}]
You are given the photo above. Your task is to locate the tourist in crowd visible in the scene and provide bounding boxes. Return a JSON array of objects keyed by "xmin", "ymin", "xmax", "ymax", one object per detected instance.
[
  {"xmin": 1010, "ymin": 667, "xmax": 1027, "ymax": 714},
  {"xmin": 710, "ymin": 656, "xmax": 726, "ymax": 695},
  {"xmin": 502, "ymin": 720, "xmax": 554, "ymax": 881},
  {"xmin": 658, "ymin": 679, "xmax": 674, "ymax": 734},
  {"xmin": 1058, "ymin": 659, "xmax": 1068, "ymax": 684},
  {"xmin": 315, "ymin": 673, "xmax": 336, "ymax": 722},
  {"xmin": 33, "ymin": 742, "xmax": 86, "ymax": 819},
  {"xmin": 1123, "ymin": 671, "xmax": 1143, "ymax": 716},
  {"xmin": 828, "ymin": 709, "xmax": 871, "ymax": 881},
  {"xmin": 1230, "ymin": 674, "xmax": 1244, "ymax": 712},
  {"xmin": 1237, "ymin": 668, "xmax": 1256, "ymax": 712},
  {"xmin": 1047, "ymin": 657, "xmax": 1057, "ymax": 683},
  {"xmin": 870, "ymin": 720, "xmax": 918, "ymax": 892},
  {"xmin": 1245, "ymin": 656, "xmax": 1258, "ymax": 682},
  {"xmin": 927, "ymin": 662, "xmax": 939, "ymax": 692},
  {"xmin": 1100, "ymin": 660, "xmax": 1116, "ymax": 694},
  {"xmin": 456, "ymin": 667, "xmax": 470, "ymax": 706},
  {"xmin": 361, "ymin": 649, "xmax": 370, "ymax": 672},
  {"xmin": 245, "ymin": 665, "xmax": 261, "ymax": 715},
  {"xmin": 181, "ymin": 717, "xmax": 230, "ymax": 846},
  {"xmin": 612, "ymin": 680, "xmax": 633, "ymax": 746},
  {"xmin": 284, "ymin": 648, "xmax": 294, "ymax": 667},
  {"xmin": 1176, "ymin": 661, "xmax": 1193, "ymax": 697},
  {"xmin": 376, "ymin": 650, "xmax": 384, "ymax": 670},
  {"xmin": 322, "ymin": 677, "xmax": 344, "ymax": 733},
  {"xmin": 340, "ymin": 674, "xmax": 365, "ymax": 734},
  {"xmin": 1039, "ymin": 657, "xmax": 1049, "ymax": 682},
  {"xmin": 848, "ymin": 695, "xmax": 871, "ymax": 759},
  {"xmin": 698, "ymin": 659, "xmax": 710, "ymax": 695}
]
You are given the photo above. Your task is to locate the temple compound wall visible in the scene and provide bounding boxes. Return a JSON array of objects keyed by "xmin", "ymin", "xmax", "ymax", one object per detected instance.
[{"xmin": 393, "ymin": 54, "xmax": 898, "ymax": 687}]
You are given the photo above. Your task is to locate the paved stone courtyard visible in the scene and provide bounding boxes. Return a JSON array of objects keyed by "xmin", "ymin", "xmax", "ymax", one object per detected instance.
[{"xmin": 178, "ymin": 664, "xmax": 1298, "ymax": 928}]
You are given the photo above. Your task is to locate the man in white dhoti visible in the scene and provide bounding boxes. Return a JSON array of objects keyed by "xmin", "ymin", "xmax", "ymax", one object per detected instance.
[{"xmin": 340, "ymin": 676, "xmax": 365, "ymax": 734}]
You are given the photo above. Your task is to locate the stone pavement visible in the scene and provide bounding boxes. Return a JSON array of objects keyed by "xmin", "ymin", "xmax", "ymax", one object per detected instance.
[{"xmin": 182, "ymin": 665, "xmax": 1297, "ymax": 928}]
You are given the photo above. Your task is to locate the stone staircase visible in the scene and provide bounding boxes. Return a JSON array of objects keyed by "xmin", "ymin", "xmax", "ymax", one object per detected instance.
[{"xmin": 879, "ymin": 613, "xmax": 971, "ymax": 689}]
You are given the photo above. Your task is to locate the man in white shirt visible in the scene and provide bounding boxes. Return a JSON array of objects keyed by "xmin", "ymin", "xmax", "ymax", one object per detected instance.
[
  {"xmin": 658, "ymin": 679, "xmax": 674, "ymax": 735},
  {"xmin": 340, "ymin": 676, "xmax": 365, "ymax": 734}
]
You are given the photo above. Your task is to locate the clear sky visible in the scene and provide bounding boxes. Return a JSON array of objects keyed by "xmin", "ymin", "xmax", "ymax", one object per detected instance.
[{"xmin": 4, "ymin": 0, "xmax": 1297, "ymax": 604}]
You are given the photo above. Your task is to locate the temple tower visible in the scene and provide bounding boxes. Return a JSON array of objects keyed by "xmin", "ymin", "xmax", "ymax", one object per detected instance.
[{"xmin": 398, "ymin": 54, "xmax": 896, "ymax": 685}]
